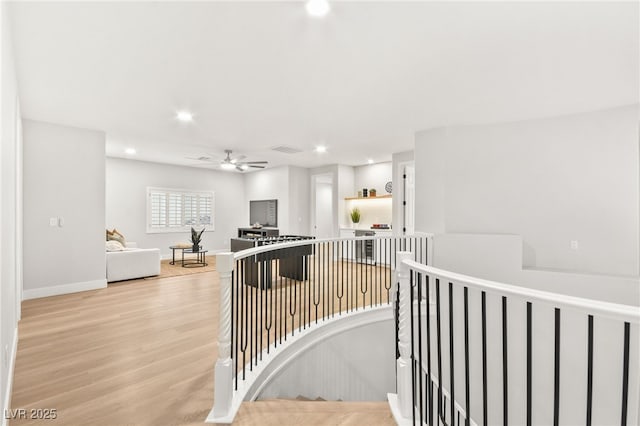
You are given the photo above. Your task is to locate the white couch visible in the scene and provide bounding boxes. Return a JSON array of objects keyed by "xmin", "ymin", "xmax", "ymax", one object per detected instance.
[{"xmin": 106, "ymin": 242, "xmax": 161, "ymax": 282}]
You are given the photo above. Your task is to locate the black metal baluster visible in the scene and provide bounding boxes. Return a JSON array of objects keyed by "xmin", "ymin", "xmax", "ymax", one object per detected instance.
[
  {"xmin": 279, "ymin": 256, "xmax": 283, "ymax": 345},
  {"xmin": 553, "ymin": 308, "xmax": 560, "ymax": 426},
  {"xmin": 426, "ymin": 275, "xmax": 433, "ymax": 426},
  {"xmin": 621, "ymin": 322, "xmax": 630, "ymax": 426},
  {"xmin": 586, "ymin": 315, "xmax": 594, "ymax": 426},
  {"xmin": 289, "ymin": 274, "xmax": 296, "ymax": 337},
  {"xmin": 502, "ymin": 296, "xmax": 508, "ymax": 426},
  {"xmin": 526, "ymin": 302, "xmax": 532, "ymax": 426},
  {"xmin": 234, "ymin": 260, "xmax": 239, "ymax": 390},
  {"xmin": 264, "ymin": 260, "xmax": 270, "ymax": 353},
  {"xmin": 464, "ymin": 287, "xmax": 470, "ymax": 426},
  {"xmin": 449, "ymin": 282, "xmax": 455, "ymax": 426},
  {"xmin": 482, "ymin": 291, "xmax": 487, "ymax": 426},
  {"xmin": 410, "ymin": 271, "xmax": 416, "ymax": 426},
  {"xmin": 436, "ymin": 279, "xmax": 443, "ymax": 423},
  {"xmin": 324, "ymin": 242, "xmax": 328, "ymax": 320},
  {"xmin": 337, "ymin": 243, "xmax": 344, "ymax": 316},
  {"xmin": 341, "ymin": 240, "xmax": 345, "ymax": 313},
  {"xmin": 241, "ymin": 260, "xmax": 248, "ymax": 379},
  {"xmin": 417, "ymin": 273, "xmax": 424, "ymax": 424},
  {"xmin": 331, "ymin": 241, "xmax": 335, "ymax": 317},
  {"xmin": 249, "ymin": 265, "xmax": 254, "ymax": 370}
]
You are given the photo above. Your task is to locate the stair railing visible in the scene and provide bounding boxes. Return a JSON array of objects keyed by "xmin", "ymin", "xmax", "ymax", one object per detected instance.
[
  {"xmin": 390, "ymin": 253, "xmax": 640, "ymax": 426},
  {"xmin": 208, "ymin": 234, "xmax": 431, "ymax": 423}
]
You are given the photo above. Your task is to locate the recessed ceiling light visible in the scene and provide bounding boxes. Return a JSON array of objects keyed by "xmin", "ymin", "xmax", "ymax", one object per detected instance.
[
  {"xmin": 306, "ymin": 0, "xmax": 330, "ymax": 17},
  {"xmin": 315, "ymin": 145, "xmax": 327, "ymax": 153},
  {"xmin": 176, "ymin": 111, "xmax": 193, "ymax": 122},
  {"xmin": 367, "ymin": 159, "xmax": 374, "ymax": 164},
  {"xmin": 125, "ymin": 148, "xmax": 136, "ymax": 155}
]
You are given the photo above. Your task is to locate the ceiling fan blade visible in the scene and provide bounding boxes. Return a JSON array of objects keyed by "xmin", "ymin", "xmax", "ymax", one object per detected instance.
[
  {"xmin": 249, "ymin": 165, "xmax": 266, "ymax": 168},
  {"xmin": 245, "ymin": 161, "xmax": 268, "ymax": 165}
]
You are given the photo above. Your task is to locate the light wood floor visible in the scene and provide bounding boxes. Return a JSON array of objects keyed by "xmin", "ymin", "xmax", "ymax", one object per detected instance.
[{"xmin": 11, "ymin": 269, "xmax": 393, "ymax": 425}]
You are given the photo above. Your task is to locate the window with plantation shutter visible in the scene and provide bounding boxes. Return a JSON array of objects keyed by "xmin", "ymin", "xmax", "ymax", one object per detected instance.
[{"xmin": 146, "ymin": 187, "xmax": 214, "ymax": 233}]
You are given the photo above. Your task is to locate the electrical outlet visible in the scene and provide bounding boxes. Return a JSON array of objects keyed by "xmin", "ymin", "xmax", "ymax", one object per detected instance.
[
  {"xmin": 571, "ymin": 240, "xmax": 579, "ymax": 250},
  {"xmin": 49, "ymin": 217, "xmax": 57, "ymax": 227}
]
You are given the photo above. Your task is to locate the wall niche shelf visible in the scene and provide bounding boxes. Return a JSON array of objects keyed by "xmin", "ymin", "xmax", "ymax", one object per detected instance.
[{"xmin": 344, "ymin": 194, "xmax": 392, "ymax": 201}]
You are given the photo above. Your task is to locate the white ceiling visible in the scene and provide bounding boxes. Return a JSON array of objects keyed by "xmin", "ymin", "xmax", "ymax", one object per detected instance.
[{"xmin": 9, "ymin": 1, "xmax": 639, "ymax": 171}]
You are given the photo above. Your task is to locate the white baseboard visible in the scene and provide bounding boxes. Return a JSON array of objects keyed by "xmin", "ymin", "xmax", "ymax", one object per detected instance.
[
  {"xmin": 2, "ymin": 327, "xmax": 18, "ymax": 426},
  {"xmin": 23, "ymin": 279, "xmax": 107, "ymax": 300}
]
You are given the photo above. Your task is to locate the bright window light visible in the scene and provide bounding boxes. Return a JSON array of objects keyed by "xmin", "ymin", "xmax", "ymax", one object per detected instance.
[
  {"xmin": 176, "ymin": 111, "xmax": 193, "ymax": 122},
  {"xmin": 306, "ymin": 0, "xmax": 330, "ymax": 17}
]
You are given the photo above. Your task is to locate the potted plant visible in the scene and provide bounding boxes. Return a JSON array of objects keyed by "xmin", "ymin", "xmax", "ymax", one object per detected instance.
[
  {"xmin": 350, "ymin": 208, "xmax": 361, "ymax": 227},
  {"xmin": 191, "ymin": 227, "xmax": 205, "ymax": 252}
]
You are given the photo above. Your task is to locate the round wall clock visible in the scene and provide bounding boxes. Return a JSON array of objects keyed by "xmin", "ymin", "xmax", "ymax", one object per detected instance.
[{"xmin": 385, "ymin": 181, "xmax": 392, "ymax": 194}]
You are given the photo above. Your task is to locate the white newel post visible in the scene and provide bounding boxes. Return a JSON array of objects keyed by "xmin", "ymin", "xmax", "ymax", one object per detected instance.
[
  {"xmin": 212, "ymin": 252, "xmax": 234, "ymax": 419},
  {"xmin": 396, "ymin": 251, "xmax": 413, "ymax": 419}
]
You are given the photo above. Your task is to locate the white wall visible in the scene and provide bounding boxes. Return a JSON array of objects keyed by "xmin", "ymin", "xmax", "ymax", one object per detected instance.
[
  {"xmin": 244, "ymin": 166, "xmax": 290, "ymax": 233},
  {"xmin": 106, "ymin": 157, "xmax": 245, "ymax": 255},
  {"xmin": 287, "ymin": 166, "xmax": 310, "ymax": 236},
  {"xmin": 1, "ymin": 2, "xmax": 22, "ymax": 420},
  {"xmin": 348, "ymin": 162, "xmax": 393, "ymax": 229},
  {"xmin": 337, "ymin": 165, "xmax": 354, "ymax": 230},
  {"xmin": 354, "ymin": 162, "xmax": 392, "ymax": 197},
  {"xmin": 257, "ymin": 318, "xmax": 395, "ymax": 401},
  {"xmin": 23, "ymin": 120, "xmax": 106, "ymax": 298},
  {"xmin": 416, "ymin": 105, "xmax": 640, "ymax": 277},
  {"xmin": 433, "ymin": 233, "xmax": 639, "ymax": 306}
]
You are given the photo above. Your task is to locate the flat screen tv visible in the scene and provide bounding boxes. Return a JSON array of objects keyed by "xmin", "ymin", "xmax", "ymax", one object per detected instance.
[{"xmin": 250, "ymin": 199, "xmax": 278, "ymax": 228}]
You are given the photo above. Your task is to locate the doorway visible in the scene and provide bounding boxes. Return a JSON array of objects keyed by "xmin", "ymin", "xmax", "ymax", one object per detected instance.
[{"xmin": 312, "ymin": 173, "xmax": 334, "ymax": 238}]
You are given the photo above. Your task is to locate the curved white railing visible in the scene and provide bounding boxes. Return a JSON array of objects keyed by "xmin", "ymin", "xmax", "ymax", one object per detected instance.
[
  {"xmin": 390, "ymin": 253, "xmax": 640, "ymax": 426},
  {"xmin": 207, "ymin": 234, "xmax": 431, "ymax": 423}
]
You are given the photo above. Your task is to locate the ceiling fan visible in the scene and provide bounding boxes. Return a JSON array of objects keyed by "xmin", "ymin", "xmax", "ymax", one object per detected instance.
[{"xmin": 219, "ymin": 150, "xmax": 267, "ymax": 172}]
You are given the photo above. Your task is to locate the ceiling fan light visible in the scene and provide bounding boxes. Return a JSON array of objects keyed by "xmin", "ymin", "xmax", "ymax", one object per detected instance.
[
  {"xmin": 240, "ymin": 164, "xmax": 249, "ymax": 171},
  {"xmin": 220, "ymin": 162, "xmax": 235, "ymax": 170}
]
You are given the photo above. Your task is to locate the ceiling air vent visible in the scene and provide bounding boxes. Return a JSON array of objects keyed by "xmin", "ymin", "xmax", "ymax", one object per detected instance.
[{"xmin": 271, "ymin": 145, "xmax": 303, "ymax": 154}]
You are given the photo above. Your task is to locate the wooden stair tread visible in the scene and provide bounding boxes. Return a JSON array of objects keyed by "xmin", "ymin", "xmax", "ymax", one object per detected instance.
[{"xmin": 232, "ymin": 399, "xmax": 395, "ymax": 425}]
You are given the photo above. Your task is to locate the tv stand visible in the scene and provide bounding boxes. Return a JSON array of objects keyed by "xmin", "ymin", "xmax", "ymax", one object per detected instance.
[{"xmin": 237, "ymin": 227, "xmax": 279, "ymax": 238}]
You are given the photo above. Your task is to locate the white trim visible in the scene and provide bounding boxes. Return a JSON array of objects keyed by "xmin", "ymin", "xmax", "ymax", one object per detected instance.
[
  {"xmin": 23, "ymin": 279, "xmax": 106, "ymax": 300},
  {"xmin": 2, "ymin": 327, "xmax": 18, "ymax": 426},
  {"xmin": 405, "ymin": 261, "xmax": 640, "ymax": 324},
  {"xmin": 387, "ymin": 394, "xmax": 412, "ymax": 426},
  {"xmin": 233, "ymin": 234, "xmax": 434, "ymax": 261}
]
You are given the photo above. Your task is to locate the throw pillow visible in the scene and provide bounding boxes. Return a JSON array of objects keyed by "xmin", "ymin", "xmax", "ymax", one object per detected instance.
[
  {"xmin": 107, "ymin": 228, "xmax": 126, "ymax": 245},
  {"xmin": 106, "ymin": 240, "xmax": 125, "ymax": 252}
]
